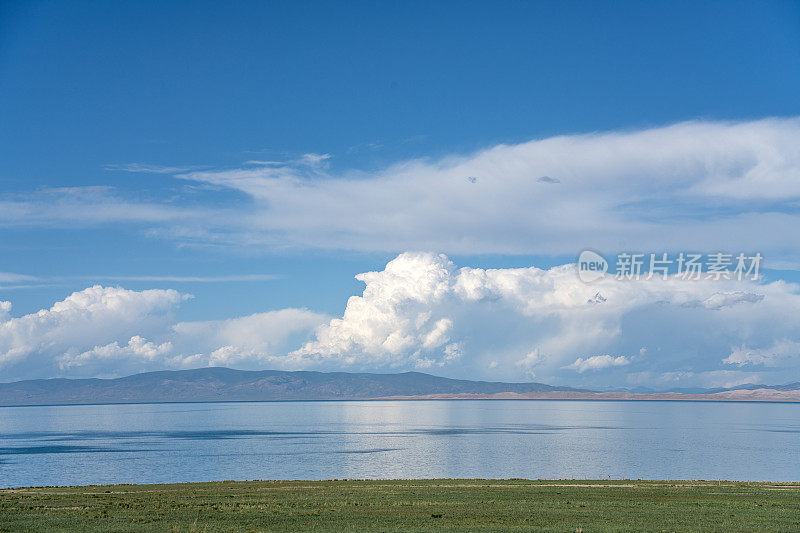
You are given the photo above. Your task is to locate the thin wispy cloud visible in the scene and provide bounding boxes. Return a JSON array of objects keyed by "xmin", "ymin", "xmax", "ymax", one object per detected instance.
[
  {"xmin": 104, "ymin": 163, "xmax": 202, "ymax": 174},
  {"xmin": 0, "ymin": 186, "xmax": 215, "ymax": 226},
  {"xmin": 2, "ymin": 119, "xmax": 799, "ymax": 264},
  {"xmin": 0, "ymin": 272, "xmax": 39, "ymax": 283},
  {"xmin": 0, "ymin": 284, "xmax": 58, "ymax": 291},
  {"xmin": 0, "ymin": 273, "xmax": 279, "ymax": 290},
  {"xmin": 78, "ymin": 274, "xmax": 280, "ymax": 283},
  {"xmin": 242, "ymin": 160, "xmax": 284, "ymax": 166},
  {"xmin": 537, "ymin": 176, "xmax": 561, "ymax": 184},
  {"xmin": 172, "ymin": 118, "xmax": 800, "ymax": 259},
  {"xmin": 565, "ymin": 355, "xmax": 631, "ymax": 373}
]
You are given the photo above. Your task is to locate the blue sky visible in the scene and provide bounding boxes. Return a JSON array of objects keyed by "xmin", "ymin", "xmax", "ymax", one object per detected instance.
[{"xmin": 1, "ymin": 1, "xmax": 800, "ymax": 387}]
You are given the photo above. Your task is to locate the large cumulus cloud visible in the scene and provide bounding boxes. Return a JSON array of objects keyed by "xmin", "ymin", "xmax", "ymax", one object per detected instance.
[
  {"xmin": 292, "ymin": 253, "xmax": 800, "ymax": 388},
  {"xmin": 0, "ymin": 286, "xmax": 326, "ymax": 381},
  {"xmin": 2, "ymin": 253, "xmax": 800, "ymax": 388},
  {"xmin": 0, "ymin": 286, "xmax": 184, "ymax": 372}
]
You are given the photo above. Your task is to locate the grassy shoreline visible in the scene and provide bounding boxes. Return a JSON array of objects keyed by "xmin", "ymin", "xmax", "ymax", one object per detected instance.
[{"xmin": 2, "ymin": 479, "xmax": 799, "ymax": 532}]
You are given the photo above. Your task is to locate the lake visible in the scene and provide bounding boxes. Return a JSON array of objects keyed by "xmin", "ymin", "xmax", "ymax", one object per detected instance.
[{"xmin": 1, "ymin": 400, "xmax": 798, "ymax": 487}]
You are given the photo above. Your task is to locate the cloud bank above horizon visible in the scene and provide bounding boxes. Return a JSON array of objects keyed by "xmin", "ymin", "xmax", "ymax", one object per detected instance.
[
  {"xmin": 1, "ymin": 118, "xmax": 800, "ymax": 263},
  {"xmin": 1, "ymin": 253, "xmax": 799, "ymax": 389}
]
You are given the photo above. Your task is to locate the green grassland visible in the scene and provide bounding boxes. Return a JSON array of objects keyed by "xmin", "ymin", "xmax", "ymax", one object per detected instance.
[{"xmin": 2, "ymin": 479, "xmax": 799, "ymax": 532}]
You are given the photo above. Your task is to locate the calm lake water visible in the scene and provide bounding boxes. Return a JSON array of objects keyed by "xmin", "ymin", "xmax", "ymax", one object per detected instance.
[{"xmin": 1, "ymin": 400, "xmax": 798, "ymax": 487}]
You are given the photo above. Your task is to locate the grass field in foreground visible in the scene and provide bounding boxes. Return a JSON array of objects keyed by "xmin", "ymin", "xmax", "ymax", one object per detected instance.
[{"xmin": 2, "ymin": 479, "xmax": 799, "ymax": 532}]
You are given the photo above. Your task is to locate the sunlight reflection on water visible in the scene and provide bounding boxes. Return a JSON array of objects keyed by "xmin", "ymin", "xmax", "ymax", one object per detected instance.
[{"xmin": 0, "ymin": 400, "xmax": 798, "ymax": 487}]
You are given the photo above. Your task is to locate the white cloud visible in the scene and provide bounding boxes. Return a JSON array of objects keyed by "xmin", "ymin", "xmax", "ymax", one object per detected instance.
[
  {"xmin": 0, "ymin": 286, "xmax": 183, "ymax": 373},
  {"xmin": 2, "ymin": 119, "xmax": 800, "ymax": 259},
  {"xmin": 289, "ymin": 252, "xmax": 800, "ymax": 385},
  {"xmin": 104, "ymin": 163, "xmax": 202, "ymax": 174},
  {"xmin": 723, "ymin": 340, "xmax": 800, "ymax": 367},
  {"xmin": 168, "ymin": 308, "xmax": 327, "ymax": 368},
  {"xmin": 0, "ymin": 272, "xmax": 38, "ymax": 283},
  {"xmin": 0, "ymin": 186, "xmax": 208, "ymax": 227},
  {"xmin": 2, "ymin": 253, "xmax": 800, "ymax": 387},
  {"xmin": 624, "ymin": 369, "xmax": 765, "ymax": 390},
  {"xmin": 0, "ymin": 273, "xmax": 280, "ymax": 292},
  {"xmin": 0, "ymin": 284, "xmax": 327, "ymax": 379},
  {"xmin": 169, "ymin": 117, "xmax": 800, "ymax": 256},
  {"xmin": 690, "ymin": 291, "xmax": 765, "ymax": 310},
  {"xmin": 80, "ymin": 274, "xmax": 280, "ymax": 283},
  {"xmin": 516, "ymin": 349, "xmax": 544, "ymax": 379},
  {"xmin": 61, "ymin": 336, "xmax": 174, "ymax": 370},
  {"xmin": 565, "ymin": 355, "xmax": 631, "ymax": 373}
]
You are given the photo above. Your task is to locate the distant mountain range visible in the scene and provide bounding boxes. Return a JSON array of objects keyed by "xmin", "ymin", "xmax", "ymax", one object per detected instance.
[
  {"xmin": 0, "ymin": 368, "xmax": 578, "ymax": 406},
  {"xmin": 0, "ymin": 368, "xmax": 798, "ymax": 406}
]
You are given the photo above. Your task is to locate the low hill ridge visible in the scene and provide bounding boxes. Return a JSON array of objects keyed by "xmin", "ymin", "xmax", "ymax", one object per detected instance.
[
  {"xmin": 0, "ymin": 367, "xmax": 575, "ymax": 406},
  {"xmin": 1, "ymin": 368, "xmax": 798, "ymax": 406}
]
